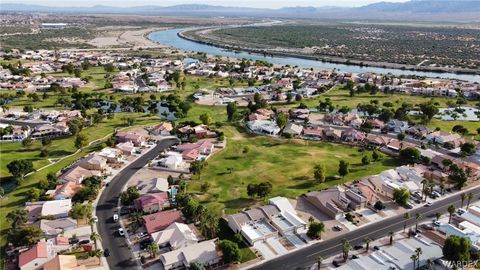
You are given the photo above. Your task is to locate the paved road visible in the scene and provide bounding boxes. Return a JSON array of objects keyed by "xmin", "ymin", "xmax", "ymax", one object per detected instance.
[
  {"xmin": 96, "ymin": 139, "xmax": 178, "ymax": 270},
  {"xmin": 251, "ymin": 187, "xmax": 480, "ymax": 270}
]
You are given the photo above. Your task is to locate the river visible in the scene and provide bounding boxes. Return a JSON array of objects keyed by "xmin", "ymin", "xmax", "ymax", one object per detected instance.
[{"xmin": 148, "ymin": 28, "xmax": 480, "ymax": 83}]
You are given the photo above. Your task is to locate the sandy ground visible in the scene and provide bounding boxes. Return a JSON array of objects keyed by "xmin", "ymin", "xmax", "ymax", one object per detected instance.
[{"xmin": 88, "ymin": 27, "xmax": 167, "ymax": 49}]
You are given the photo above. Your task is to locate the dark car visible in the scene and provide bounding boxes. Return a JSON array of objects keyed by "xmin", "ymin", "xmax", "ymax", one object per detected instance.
[
  {"xmin": 104, "ymin": 249, "xmax": 110, "ymax": 257},
  {"xmin": 373, "ymin": 246, "xmax": 380, "ymax": 251},
  {"xmin": 354, "ymin": 245, "xmax": 363, "ymax": 250},
  {"xmin": 78, "ymin": 239, "xmax": 90, "ymax": 245},
  {"xmin": 139, "ymin": 239, "xmax": 153, "ymax": 250},
  {"xmin": 352, "ymin": 255, "xmax": 359, "ymax": 259},
  {"xmin": 332, "ymin": 261, "xmax": 341, "ymax": 267},
  {"xmin": 69, "ymin": 238, "xmax": 79, "ymax": 245},
  {"xmin": 120, "ymin": 207, "xmax": 132, "ymax": 216}
]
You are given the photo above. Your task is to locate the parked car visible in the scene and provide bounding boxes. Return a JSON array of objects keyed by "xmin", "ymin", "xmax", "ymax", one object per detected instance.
[
  {"xmin": 332, "ymin": 261, "xmax": 341, "ymax": 267},
  {"xmin": 69, "ymin": 238, "xmax": 79, "ymax": 245},
  {"xmin": 333, "ymin": 225, "xmax": 343, "ymax": 231},
  {"xmin": 118, "ymin": 228, "xmax": 125, "ymax": 236},
  {"xmin": 405, "ymin": 203, "xmax": 414, "ymax": 209},
  {"xmin": 139, "ymin": 239, "xmax": 153, "ymax": 250},
  {"xmin": 354, "ymin": 245, "xmax": 363, "ymax": 250},
  {"xmin": 373, "ymin": 246, "xmax": 380, "ymax": 250},
  {"xmin": 91, "ymin": 216, "xmax": 98, "ymax": 223},
  {"xmin": 104, "ymin": 249, "xmax": 110, "ymax": 257},
  {"xmin": 425, "ymin": 202, "xmax": 433, "ymax": 207},
  {"xmin": 352, "ymin": 255, "xmax": 359, "ymax": 259},
  {"xmin": 113, "ymin": 214, "xmax": 119, "ymax": 222},
  {"xmin": 433, "ymin": 220, "xmax": 441, "ymax": 227},
  {"xmin": 78, "ymin": 239, "xmax": 90, "ymax": 245},
  {"xmin": 457, "ymin": 208, "xmax": 466, "ymax": 215}
]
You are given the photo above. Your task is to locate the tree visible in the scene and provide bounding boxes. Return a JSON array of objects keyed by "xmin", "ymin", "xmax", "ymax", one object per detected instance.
[
  {"xmin": 403, "ymin": 212, "xmax": 410, "ymax": 232},
  {"xmin": 41, "ymin": 137, "xmax": 52, "ymax": 147},
  {"xmin": 247, "ymin": 183, "xmax": 258, "ymax": 198},
  {"xmin": 461, "ymin": 193, "xmax": 467, "ymax": 208},
  {"xmin": 435, "ymin": 212, "xmax": 441, "ymax": 221},
  {"xmin": 415, "ymin": 247, "xmax": 423, "ymax": 269},
  {"xmin": 389, "ymin": 231, "xmax": 394, "ymax": 245},
  {"xmin": 7, "ymin": 159, "xmax": 34, "ymax": 180},
  {"xmin": 410, "ymin": 254, "xmax": 418, "ymax": 270},
  {"xmin": 361, "ymin": 155, "xmax": 371, "ymax": 165},
  {"xmin": 374, "ymin": 201, "xmax": 385, "ymax": 211},
  {"xmin": 190, "ymin": 262, "xmax": 206, "ymax": 270},
  {"xmin": 442, "ymin": 235, "xmax": 471, "ymax": 264},
  {"xmin": 338, "ymin": 160, "xmax": 349, "ymax": 178},
  {"xmin": 313, "ymin": 164, "xmax": 326, "ymax": 183},
  {"xmin": 7, "ymin": 226, "xmax": 43, "ymax": 248},
  {"xmin": 27, "ymin": 188, "xmax": 41, "ymax": 201},
  {"xmin": 120, "ymin": 186, "xmax": 140, "ymax": 205},
  {"xmin": 316, "ymin": 256, "xmax": 323, "ymax": 270},
  {"xmin": 103, "ymin": 63, "xmax": 115, "ymax": 73},
  {"xmin": 449, "ymin": 165, "xmax": 468, "ymax": 189},
  {"xmin": 341, "ymin": 239, "xmax": 351, "ymax": 261},
  {"xmin": 372, "ymin": 150, "xmax": 380, "ymax": 162},
  {"xmin": 22, "ymin": 137, "xmax": 33, "ymax": 148},
  {"xmin": 6, "ymin": 209, "xmax": 28, "ymax": 227},
  {"xmin": 447, "ymin": 204, "xmax": 455, "ymax": 224},
  {"xmin": 189, "ymin": 160, "xmax": 207, "ymax": 178},
  {"xmin": 307, "ymin": 220, "xmax": 325, "ymax": 239},
  {"xmin": 466, "ymin": 192, "xmax": 474, "ymax": 210},
  {"xmin": 397, "ymin": 132, "xmax": 405, "ymax": 141},
  {"xmin": 69, "ymin": 203, "xmax": 93, "ymax": 221},
  {"xmin": 276, "ymin": 113, "xmax": 288, "ymax": 129},
  {"xmin": 256, "ymin": 182, "xmax": 272, "ymax": 198},
  {"xmin": 147, "ymin": 242, "xmax": 159, "ymax": 258},
  {"xmin": 225, "ymin": 102, "xmax": 238, "ymax": 121},
  {"xmin": 393, "ymin": 187, "xmax": 410, "ymax": 206},
  {"xmin": 75, "ymin": 134, "xmax": 88, "ymax": 149},
  {"xmin": 460, "ymin": 142, "xmax": 476, "ymax": 156},
  {"xmin": 364, "ymin": 238, "xmax": 372, "ymax": 252},
  {"xmin": 399, "ymin": 147, "xmax": 420, "ymax": 164},
  {"xmin": 199, "ymin": 113, "xmax": 212, "ymax": 126},
  {"xmin": 415, "ymin": 213, "xmax": 421, "ymax": 232},
  {"xmin": 219, "ymin": 240, "xmax": 241, "ymax": 263},
  {"xmin": 419, "ymin": 101, "xmax": 439, "ymax": 123}
]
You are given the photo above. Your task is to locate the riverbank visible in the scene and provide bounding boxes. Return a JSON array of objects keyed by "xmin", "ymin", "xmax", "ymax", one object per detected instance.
[{"xmin": 179, "ymin": 28, "xmax": 480, "ymax": 76}]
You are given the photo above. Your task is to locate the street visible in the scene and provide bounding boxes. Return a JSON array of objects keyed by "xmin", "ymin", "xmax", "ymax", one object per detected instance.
[
  {"xmin": 251, "ymin": 186, "xmax": 480, "ymax": 270},
  {"xmin": 96, "ymin": 138, "xmax": 178, "ymax": 270}
]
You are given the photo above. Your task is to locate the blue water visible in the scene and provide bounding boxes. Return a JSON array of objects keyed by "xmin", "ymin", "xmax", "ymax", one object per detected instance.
[{"xmin": 149, "ymin": 28, "xmax": 480, "ymax": 83}]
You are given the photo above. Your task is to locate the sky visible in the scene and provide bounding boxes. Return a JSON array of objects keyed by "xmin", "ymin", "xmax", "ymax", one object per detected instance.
[{"xmin": 11, "ymin": 0, "xmax": 410, "ymax": 8}]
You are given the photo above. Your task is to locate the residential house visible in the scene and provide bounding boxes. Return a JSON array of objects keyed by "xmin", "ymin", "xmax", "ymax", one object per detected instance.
[
  {"xmin": 116, "ymin": 132, "xmax": 145, "ymax": 146},
  {"xmin": 151, "ymin": 122, "xmax": 173, "ymax": 136},
  {"xmin": 159, "ymin": 239, "xmax": 220, "ymax": 270},
  {"xmin": 323, "ymin": 127, "xmax": 342, "ymax": 141},
  {"xmin": 40, "ymin": 199, "xmax": 72, "ymax": 218},
  {"xmin": 426, "ymin": 131, "xmax": 461, "ymax": 146},
  {"xmin": 58, "ymin": 165, "xmax": 101, "ymax": 184},
  {"xmin": 18, "ymin": 241, "xmax": 56, "ymax": 270},
  {"xmin": 247, "ymin": 120, "xmax": 281, "ymax": 136},
  {"xmin": 116, "ymin": 141, "xmax": 136, "ymax": 155},
  {"xmin": 342, "ymin": 128, "xmax": 365, "ymax": 142},
  {"xmin": 78, "ymin": 154, "xmax": 107, "ymax": 171},
  {"xmin": 305, "ymin": 189, "xmax": 350, "ymax": 219},
  {"xmin": 49, "ymin": 181, "xmax": 82, "ymax": 200},
  {"xmin": 385, "ymin": 120, "xmax": 408, "ymax": 133},
  {"xmin": 134, "ymin": 192, "xmax": 169, "ymax": 213},
  {"xmin": 151, "ymin": 222, "xmax": 199, "ymax": 249},
  {"xmin": 405, "ymin": 125, "xmax": 432, "ymax": 139},
  {"xmin": 159, "ymin": 152, "xmax": 183, "ymax": 169},
  {"xmin": 302, "ymin": 126, "xmax": 324, "ymax": 139},
  {"xmin": 43, "ymin": 255, "xmax": 86, "ymax": 270},
  {"xmin": 39, "ymin": 218, "xmax": 77, "ymax": 237},
  {"xmin": 366, "ymin": 119, "xmax": 385, "ymax": 129},
  {"xmin": 143, "ymin": 209, "xmax": 184, "ymax": 234},
  {"xmin": 282, "ymin": 123, "xmax": 303, "ymax": 136},
  {"xmin": 97, "ymin": 147, "xmax": 122, "ymax": 163}
]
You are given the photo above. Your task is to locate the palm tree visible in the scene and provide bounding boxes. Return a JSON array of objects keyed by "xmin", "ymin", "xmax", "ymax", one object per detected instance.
[
  {"xmin": 447, "ymin": 204, "xmax": 455, "ymax": 224},
  {"xmin": 341, "ymin": 239, "xmax": 351, "ymax": 261},
  {"xmin": 426, "ymin": 259, "xmax": 434, "ymax": 269},
  {"xmin": 439, "ymin": 179, "xmax": 445, "ymax": 195},
  {"xmin": 461, "ymin": 193, "xmax": 467, "ymax": 208},
  {"xmin": 316, "ymin": 256, "xmax": 323, "ymax": 270},
  {"xmin": 410, "ymin": 254, "xmax": 418, "ymax": 270},
  {"xmin": 364, "ymin": 238, "xmax": 372, "ymax": 252},
  {"xmin": 388, "ymin": 231, "xmax": 394, "ymax": 245},
  {"xmin": 129, "ymin": 211, "xmax": 144, "ymax": 231},
  {"xmin": 415, "ymin": 247, "xmax": 423, "ymax": 269},
  {"xmin": 435, "ymin": 212, "xmax": 441, "ymax": 221},
  {"xmin": 147, "ymin": 242, "xmax": 159, "ymax": 258},
  {"xmin": 90, "ymin": 232, "xmax": 101, "ymax": 249},
  {"xmin": 421, "ymin": 179, "xmax": 427, "ymax": 201},
  {"xmin": 466, "ymin": 192, "xmax": 473, "ymax": 210},
  {"xmin": 403, "ymin": 212, "xmax": 410, "ymax": 232},
  {"xmin": 415, "ymin": 213, "xmax": 421, "ymax": 232}
]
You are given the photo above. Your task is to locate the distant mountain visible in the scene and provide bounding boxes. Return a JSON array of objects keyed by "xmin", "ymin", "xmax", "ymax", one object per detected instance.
[{"xmin": 2, "ymin": 0, "xmax": 480, "ymax": 22}]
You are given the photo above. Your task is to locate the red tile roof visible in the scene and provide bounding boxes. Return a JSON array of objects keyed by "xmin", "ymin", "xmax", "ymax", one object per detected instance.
[
  {"xmin": 143, "ymin": 209, "xmax": 184, "ymax": 234},
  {"xmin": 19, "ymin": 242, "xmax": 48, "ymax": 267}
]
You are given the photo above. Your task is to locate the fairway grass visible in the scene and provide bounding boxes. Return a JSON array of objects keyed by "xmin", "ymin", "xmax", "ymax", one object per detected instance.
[{"xmin": 189, "ymin": 126, "xmax": 402, "ymax": 212}]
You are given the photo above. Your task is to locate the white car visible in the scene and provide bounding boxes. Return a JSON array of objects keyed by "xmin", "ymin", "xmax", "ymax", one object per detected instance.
[
  {"xmin": 425, "ymin": 202, "xmax": 433, "ymax": 207},
  {"xmin": 118, "ymin": 228, "xmax": 125, "ymax": 236},
  {"xmin": 433, "ymin": 220, "xmax": 441, "ymax": 227},
  {"xmin": 91, "ymin": 216, "xmax": 98, "ymax": 223},
  {"xmin": 113, "ymin": 214, "xmax": 119, "ymax": 222}
]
